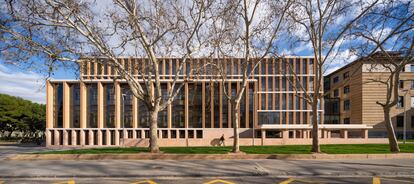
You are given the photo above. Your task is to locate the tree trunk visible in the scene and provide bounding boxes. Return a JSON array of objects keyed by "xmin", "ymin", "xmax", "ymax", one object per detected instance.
[
  {"xmin": 311, "ymin": 102, "xmax": 320, "ymax": 153},
  {"xmin": 232, "ymin": 100, "xmax": 240, "ymax": 153},
  {"xmin": 149, "ymin": 110, "xmax": 160, "ymax": 153},
  {"xmin": 383, "ymin": 107, "xmax": 400, "ymax": 152}
]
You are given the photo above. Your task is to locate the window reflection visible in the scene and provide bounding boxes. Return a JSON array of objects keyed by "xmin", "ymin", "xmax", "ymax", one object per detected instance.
[
  {"xmin": 87, "ymin": 83, "xmax": 98, "ymax": 128},
  {"xmin": 70, "ymin": 83, "xmax": 80, "ymax": 128}
]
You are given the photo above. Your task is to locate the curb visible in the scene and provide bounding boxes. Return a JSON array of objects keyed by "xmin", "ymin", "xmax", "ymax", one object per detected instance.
[{"xmin": 7, "ymin": 153, "xmax": 414, "ymax": 161}]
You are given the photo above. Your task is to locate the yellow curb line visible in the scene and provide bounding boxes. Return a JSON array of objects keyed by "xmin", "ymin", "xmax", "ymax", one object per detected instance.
[
  {"xmin": 53, "ymin": 180, "xmax": 75, "ymax": 184},
  {"xmin": 373, "ymin": 176, "xmax": 381, "ymax": 184},
  {"xmin": 204, "ymin": 179, "xmax": 235, "ymax": 184},
  {"xmin": 130, "ymin": 179, "xmax": 158, "ymax": 184},
  {"xmin": 279, "ymin": 178, "xmax": 324, "ymax": 184}
]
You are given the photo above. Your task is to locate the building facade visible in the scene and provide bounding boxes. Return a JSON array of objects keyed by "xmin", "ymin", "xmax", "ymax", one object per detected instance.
[
  {"xmin": 325, "ymin": 53, "xmax": 414, "ymax": 139},
  {"xmin": 46, "ymin": 57, "xmax": 380, "ymax": 147}
]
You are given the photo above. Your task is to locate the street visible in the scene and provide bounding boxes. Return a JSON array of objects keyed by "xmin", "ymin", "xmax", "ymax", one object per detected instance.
[{"xmin": 1, "ymin": 145, "xmax": 414, "ymax": 183}]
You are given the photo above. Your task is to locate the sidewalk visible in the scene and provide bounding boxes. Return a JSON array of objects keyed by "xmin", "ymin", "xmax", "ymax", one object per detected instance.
[
  {"xmin": 1, "ymin": 159, "xmax": 414, "ymax": 178},
  {"xmin": 8, "ymin": 152, "xmax": 414, "ymax": 161}
]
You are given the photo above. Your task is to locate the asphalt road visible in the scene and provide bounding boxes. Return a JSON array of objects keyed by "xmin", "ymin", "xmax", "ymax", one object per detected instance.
[
  {"xmin": 1, "ymin": 176, "xmax": 414, "ymax": 184},
  {"xmin": 1, "ymin": 145, "xmax": 414, "ymax": 183}
]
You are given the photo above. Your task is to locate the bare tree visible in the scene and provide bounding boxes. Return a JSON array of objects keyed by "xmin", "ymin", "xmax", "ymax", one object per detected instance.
[
  {"xmin": 208, "ymin": 0, "xmax": 292, "ymax": 153},
  {"xmin": 285, "ymin": 0, "xmax": 380, "ymax": 153},
  {"xmin": 1, "ymin": 0, "xmax": 212, "ymax": 153},
  {"xmin": 350, "ymin": 0, "xmax": 414, "ymax": 152}
]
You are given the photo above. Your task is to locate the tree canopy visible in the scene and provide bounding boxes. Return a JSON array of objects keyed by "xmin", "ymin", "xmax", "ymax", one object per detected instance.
[{"xmin": 0, "ymin": 93, "xmax": 45, "ymax": 139}]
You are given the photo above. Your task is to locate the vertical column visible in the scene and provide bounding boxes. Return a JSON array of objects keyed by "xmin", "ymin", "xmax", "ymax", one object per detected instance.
[
  {"xmin": 88, "ymin": 130, "xmax": 94, "ymax": 146},
  {"xmin": 97, "ymin": 82, "xmax": 104, "ymax": 128},
  {"xmin": 46, "ymin": 81, "xmax": 54, "ymax": 147},
  {"xmin": 46, "ymin": 130, "xmax": 52, "ymax": 147},
  {"xmin": 115, "ymin": 130, "xmax": 120, "ymax": 146},
  {"xmin": 363, "ymin": 129, "xmax": 369, "ymax": 139},
  {"xmin": 282, "ymin": 130, "xmax": 289, "ymax": 140},
  {"xmin": 219, "ymin": 83, "xmax": 223, "ymax": 128},
  {"xmin": 80, "ymin": 82, "xmax": 87, "ymax": 146},
  {"xmin": 211, "ymin": 82, "xmax": 215, "ymax": 128},
  {"xmin": 115, "ymin": 82, "xmax": 121, "ymax": 128},
  {"xmin": 261, "ymin": 130, "xmax": 266, "ymax": 146},
  {"xmin": 228, "ymin": 82, "xmax": 232, "ymax": 128},
  {"xmin": 71, "ymin": 130, "xmax": 77, "ymax": 146},
  {"xmin": 106, "ymin": 130, "xmax": 111, "ymax": 145},
  {"xmin": 133, "ymin": 96, "xmax": 138, "ymax": 128},
  {"xmin": 97, "ymin": 82, "xmax": 104, "ymax": 146},
  {"xmin": 245, "ymin": 83, "xmax": 249, "ymax": 128},
  {"xmin": 202, "ymin": 82, "xmax": 206, "ymax": 128},
  {"xmin": 185, "ymin": 83, "xmax": 189, "ymax": 128},
  {"xmin": 54, "ymin": 129, "xmax": 60, "ymax": 146},
  {"xmin": 341, "ymin": 129, "xmax": 348, "ymax": 139},
  {"xmin": 63, "ymin": 82, "xmax": 70, "ymax": 146},
  {"xmin": 168, "ymin": 83, "xmax": 172, "ymax": 128}
]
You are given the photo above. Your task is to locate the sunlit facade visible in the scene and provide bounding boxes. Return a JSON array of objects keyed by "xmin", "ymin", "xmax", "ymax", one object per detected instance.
[{"xmin": 45, "ymin": 57, "xmax": 378, "ymax": 147}]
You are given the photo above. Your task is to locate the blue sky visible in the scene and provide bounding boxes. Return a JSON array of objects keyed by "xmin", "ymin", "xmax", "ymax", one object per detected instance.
[{"xmin": 1, "ymin": 0, "xmax": 404, "ymax": 104}]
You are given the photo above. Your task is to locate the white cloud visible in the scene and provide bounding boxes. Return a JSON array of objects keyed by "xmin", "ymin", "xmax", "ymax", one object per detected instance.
[{"xmin": 0, "ymin": 64, "xmax": 45, "ymax": 104}]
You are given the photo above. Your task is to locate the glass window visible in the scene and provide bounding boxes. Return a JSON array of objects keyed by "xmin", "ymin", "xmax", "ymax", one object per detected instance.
[
  {"xmin": 172, "ymin": 85, "xmax": 185, "ymax": 128},
  {"xmin": 87, "ymin": 83, "xmax": 98, "ymax": 128},
  {"xmin": 344, "ymin": 100, "xmax": 350, "ymax": 111},
  {"xmin": 411, "ymin": 116, "xmax": 414, "ymax": 128},
  {"xmin": 121, "ymin": 84, "xmax": 134, "ymax": 128},
  {"xmin": 282, "ymin": 94, "xmax": 287, "ymax": 110},
  {"xmin": 53, "ymin": 83, "xmax": 63, "ymax": 128},
  {"xmin": 397, "ymin": 96, "xmax": 404, "ymax": 108},
  {"xmin": 258, "ymin": 112, "xmax": 280, "ymax": 125},
  {"xmin": 343, "ymin": 71, "xmax": 349, "ymax": 79},
  {"xmin": 248, "ymin": 84, "xmax": 254, "ymax": 128},
  {"xmin": 411, "ymin": 81, "xmax": 414, "ymax": 89},
  {"xmin": 344, "ymin": 118, "xmax": 350, "ymax": 124},
  {"xmin": 411, "ymin": 65, "xmax": 414, "ymax": 72},
  {"xmin": 158, "ymin": 84, "xmax": 168, "ymax": 128},
  {"xmin": 104, "ymin": 84, "xmax": 115, "ymax": 128},
  {"xmin": 296, "ymin": 59, "xmax": 300, "ymax": 74},
  {"xmin": 302, "ymin": 60, "xmax": 307, "ymax": 74},
  {"xmin": 333, "ymin": 89, "xmax": 339, "ymax": 97},
  {"xmin": 205, "ymin": 83, "xmax": 212, "ymax": 128},
  {"xmin": 70, "ymin": 83, "xmax": 80, "ymax": 128},
  {"xmin": 397, "ymin": 116, "xmax": 404, "ymax": 127},
  {"xmin": 189, "ymin": 83, "xmax": 203, "ymax": 128},
  {"xmin": 138, "ymin": 100, "xmax": 149, "ymax": 128},
  {"xmin": 399, "ymin": 80, "xmax": 404, "ymax": 89},
  {"xmin": 411, "ymin": 96, "xmax": 414, "ymax": 108},
  {"xmin": 344, "ymin": 85, "xmax": 350, "ymax": 94},
  {"xmin": 333, "ymin": 76, "xmax": 339, "ymax": 83},
  {"xmin": 289, "ymin": 94, "xmax": 293, "ymax": 110}
]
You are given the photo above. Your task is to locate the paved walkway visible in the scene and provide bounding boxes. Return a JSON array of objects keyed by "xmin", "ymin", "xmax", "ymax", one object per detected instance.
[
  {"xmin": 1, "ymin": 159, "xmax": 414, "ymax": 178},
  {"xmin": 0, "ymin": 144, "xmax": 48, "ymax": 161}
]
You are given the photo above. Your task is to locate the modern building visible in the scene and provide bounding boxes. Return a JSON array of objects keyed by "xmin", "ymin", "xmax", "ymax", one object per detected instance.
[
  {"xmin": 46, "ymin": 57, "xmax": 381, "ymax": 147},
  {"xmin": 325, "ymin": 52, "xmax": 414, "ymax": 139}
]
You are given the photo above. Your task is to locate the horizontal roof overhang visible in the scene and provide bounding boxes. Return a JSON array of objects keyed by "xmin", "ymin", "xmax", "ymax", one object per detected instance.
[{"xmin": 258, "ymin": 124, "xmax": 373, "ymax": 130}]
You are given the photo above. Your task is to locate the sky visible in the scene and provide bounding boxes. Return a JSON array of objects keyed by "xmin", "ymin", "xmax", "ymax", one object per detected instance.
[{"xmin": 0, "ymin": 0, "xmax": 398, "ymax": 104}]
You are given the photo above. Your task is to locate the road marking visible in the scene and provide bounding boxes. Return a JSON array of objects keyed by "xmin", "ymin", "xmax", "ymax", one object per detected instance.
[
  {"xmin": 204, "ymin": 179, "xmax": 235, "ymax": 184},
  {"xmin": 279, "ymin": 178, "xmax": 324, "ymax": 184},
  {"xmin": 381, "ymin": 177, "xmax": 414, "ymax": 183},
  {"xmin": 279, "ymin": 178, "xmax": 295, "ymax": 184},
  {"xmin": 372, "ymin": 176, "xmax": 381, "ymax": 184},
  {"xmin": 54, "ymin": 180, "xmax": 75, "ymax": 184},
  {"xmin": 130, "ymin": 179, "xmax": 158, "ymax": 184}
]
